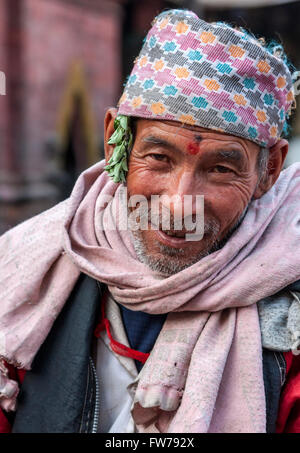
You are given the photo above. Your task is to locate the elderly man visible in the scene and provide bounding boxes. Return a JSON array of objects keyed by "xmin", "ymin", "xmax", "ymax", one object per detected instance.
[{"xmin": 0, "ymin": 9, "xmax": 299, "ymax": 434}]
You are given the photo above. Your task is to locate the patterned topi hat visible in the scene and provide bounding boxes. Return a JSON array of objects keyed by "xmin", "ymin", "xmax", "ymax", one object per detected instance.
[{"xmin": 118, "ymin": 9, "xmax": 296, "ymax": 149}]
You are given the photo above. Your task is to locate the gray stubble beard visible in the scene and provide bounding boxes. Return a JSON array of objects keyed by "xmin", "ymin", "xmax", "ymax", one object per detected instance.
[
  {"xmin": 131, "ymin": 218, "xmax": 220, "ymax": 276},
  {"xmin": 130, "ymin": 207, "xmax": 249, "ymax": 277}
]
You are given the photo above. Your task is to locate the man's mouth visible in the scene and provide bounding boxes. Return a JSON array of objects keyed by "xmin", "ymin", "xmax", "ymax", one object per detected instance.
[
  {"xmin": 154, "ymin": 228, "xmax": 194, "ymax": 247},
  {"xmin": 163, "ymin": 229, "xmax": 187, "ymax": 238}
]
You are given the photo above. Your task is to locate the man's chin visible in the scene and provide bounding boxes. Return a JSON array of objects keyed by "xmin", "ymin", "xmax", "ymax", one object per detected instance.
[{"xmin": 131, "ymin": 230, "xmax": 214, "ymax": 276}]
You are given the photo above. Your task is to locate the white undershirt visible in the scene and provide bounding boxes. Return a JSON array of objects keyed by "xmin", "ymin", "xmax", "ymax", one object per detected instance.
[{"xmin": 95, "ymin": 295, "xmax": 138, "ymax": 433}]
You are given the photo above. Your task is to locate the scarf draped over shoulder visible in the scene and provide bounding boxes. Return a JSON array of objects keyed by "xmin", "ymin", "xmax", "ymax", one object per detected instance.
[{"xmin": 1, "ymin": 160, "xmax": 300, "ymax": 432}]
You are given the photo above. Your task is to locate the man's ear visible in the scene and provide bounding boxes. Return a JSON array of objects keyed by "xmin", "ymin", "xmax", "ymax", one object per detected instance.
[
  {"xmin": 253, "ymin": 139, "xmax": 289, "ymax": 199},
  {"xmin": 104, "ymin": 107, "xmax": 118, "ymax": 164}
]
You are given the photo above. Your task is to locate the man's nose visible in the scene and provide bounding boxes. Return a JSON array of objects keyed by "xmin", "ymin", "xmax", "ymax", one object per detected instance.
[{"xmin": 162, "ymin": 170, "xmax": 203, "ymax": 217}]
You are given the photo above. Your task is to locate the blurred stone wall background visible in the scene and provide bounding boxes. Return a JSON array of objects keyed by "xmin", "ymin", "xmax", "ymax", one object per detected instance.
[{"xmin": 0, "ymin": 0, "xmax": 299, "ymax": 233}]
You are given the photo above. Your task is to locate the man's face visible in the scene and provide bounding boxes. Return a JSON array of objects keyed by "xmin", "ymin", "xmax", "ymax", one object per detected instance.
[{"xmin": 126, "ymin": 119, "xmax": 261, "ymax": 275}]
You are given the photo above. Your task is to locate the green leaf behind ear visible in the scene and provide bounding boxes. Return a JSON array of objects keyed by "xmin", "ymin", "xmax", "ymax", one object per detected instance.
[
  {"xmin": 105, "ymin": 115, "xmax": 131, "ymax": 183},
  {"xmin": 108, "ymin": 128, "xmax": 123, "ymax": 145},
  {"xmin": 119, "ymin": 116, "xmax": 129, "ymax": 130}
]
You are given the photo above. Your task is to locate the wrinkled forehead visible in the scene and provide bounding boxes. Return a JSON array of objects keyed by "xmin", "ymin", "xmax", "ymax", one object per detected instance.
[{"xmin": 134, "ymin": 118, "xmax": 259, "ymax": 150}]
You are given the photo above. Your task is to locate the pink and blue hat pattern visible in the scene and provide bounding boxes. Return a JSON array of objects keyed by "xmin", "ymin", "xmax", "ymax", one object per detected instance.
[{"xmin": 118, "ymin": 9, "xmax": 295, "ymax": 148}]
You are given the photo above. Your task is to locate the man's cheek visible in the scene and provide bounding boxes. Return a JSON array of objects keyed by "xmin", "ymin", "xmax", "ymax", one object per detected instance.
[
  {"xmin": 212, "ymin": 184, "xmax": 253, "ymax": 215},
  {"xmin": 209, "ymin": 199, "xmax": 240, "ymax": 230},
  {"xmin": 127, "ymin": 173, "xmax": 161, "ymax": 197},
  {"xmin": 228, "ymin": 178, "xmax": 258, "ymax": 205}
]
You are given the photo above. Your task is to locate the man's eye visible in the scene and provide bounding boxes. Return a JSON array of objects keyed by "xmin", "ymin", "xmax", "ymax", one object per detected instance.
[
  {"xmin": 149, "ymin": 153, "xmax": 168, "ymax": 162},
  {"xmin": 211, "ymin": 165, "xmax": 233, "ymax": 173}
]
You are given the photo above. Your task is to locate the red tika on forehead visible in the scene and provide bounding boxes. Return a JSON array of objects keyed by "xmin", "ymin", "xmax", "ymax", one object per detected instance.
[{"xmin": 187, "ymin": 142, "xmax": 200, "ymax": 155}]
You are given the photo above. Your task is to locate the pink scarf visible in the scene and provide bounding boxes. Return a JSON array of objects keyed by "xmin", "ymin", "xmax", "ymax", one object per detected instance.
[{"xmin": 1, "ymin": 160, "xmax": 300, "ymax": 432}]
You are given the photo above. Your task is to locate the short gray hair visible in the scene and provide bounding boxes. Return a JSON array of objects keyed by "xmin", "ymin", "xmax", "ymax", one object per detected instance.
[{"xmin": 257, "ymin": 147, "xmax": 269, "ymax": 182}]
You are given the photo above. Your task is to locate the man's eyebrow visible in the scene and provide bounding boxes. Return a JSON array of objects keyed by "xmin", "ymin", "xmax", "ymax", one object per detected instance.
[
  {"xmin": 143, "ymin": 136, "xmax": 169, "ymax": 146},
  {"xmin": 212, "ymin": 149, "xmax": 246, "ymax": 170},
  {"xmin": 216, "ymin": 149, "xmax": 244, "ymax": 162},
  {"xmin": 142, "ymin": 135, "xmax": 183, "ymax": 154}
]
